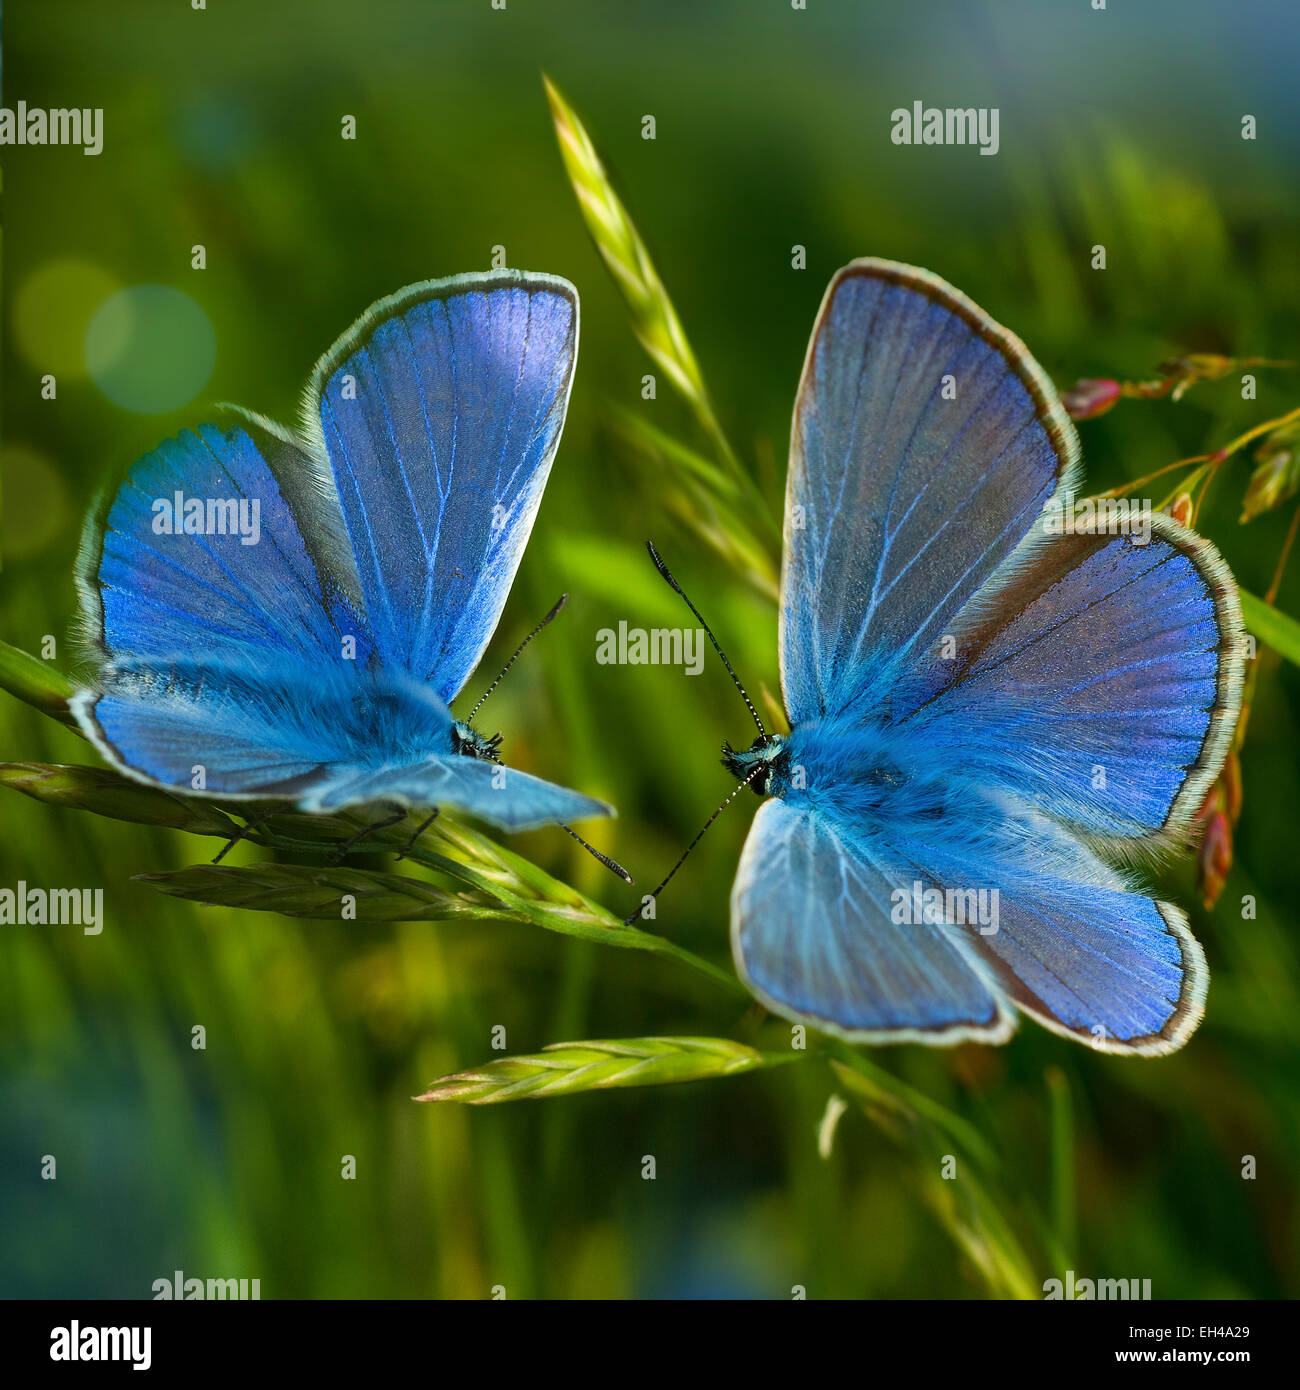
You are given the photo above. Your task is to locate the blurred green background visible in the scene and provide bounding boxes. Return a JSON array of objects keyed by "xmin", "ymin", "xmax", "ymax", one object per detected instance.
[{"xmin": 2, "ymin": 0, "xmax": 1298, "ymax": 1298}]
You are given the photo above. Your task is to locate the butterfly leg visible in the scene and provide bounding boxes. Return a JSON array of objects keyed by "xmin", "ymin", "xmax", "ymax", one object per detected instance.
[
  {"xmin": 395, "ymin": 808, "xmax": 441, "ymax": 861},
  {"xmin": 211, "ymin": 806, "xmax": 279, "ymax": 864},
  {"xmin": 328, "ymin": 802, "xmax": 410, "ymax": 862}
]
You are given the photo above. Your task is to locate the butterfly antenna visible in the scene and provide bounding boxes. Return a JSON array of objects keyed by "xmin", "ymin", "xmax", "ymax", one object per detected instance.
[
  {"xmin": 561, "ymin": 824, "xmax": 634, "ymax": 883},
  {"xmin": 464, "ymin": 603, "xmax": 628, "ymax": 883},
  {"xmin": 645, "ymin": 540, "xmax": 766, "ymax": 737},
  {"xmin": 480, "ymin": 749, "xmax": 632, "ymax": 883},
  {"xmin": 623, "ymin": 761, "xmax": 765, "ymax": 926},
  {"xmin": 466, "ymin": 593, "xmax": 568, "ymax": 724}
]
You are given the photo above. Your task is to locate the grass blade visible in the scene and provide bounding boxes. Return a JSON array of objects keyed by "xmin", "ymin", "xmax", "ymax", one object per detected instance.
[
  {"xmin": 830, "ymin": 1053, "xmax": 1040, "ymax": 1300},
  {"xmin": 140, "ymin": 810, "xmax": 746, "ymax": 998},
  {"xmin": 417, "ymin": 1035, "xmax": 787, "ymax": 1104},
  {"xmin": 0, "ymin": 745, "xmax": 746, "ymax": 999},
  {"xmin": 1046, "ymin": 1065, "xmax": 1076, "ymax": 1266},
  {"xmin": 0, "ymin": 761, "xmax": 239, "ymax": 836},
  {"xmin": 1240, "ymin": 589, "xmax": 1300, "ymax": 667},
  {"xmin": 612, "ymin": 406, "xmax": 780, "ymax": 598},
  {"xmin": 136, "ymin": 861, "xmax": 512, "ymax": 922},
  {"xmin": 0, "ymin": 638, "xmax": 78, "ymax": 729},
  {"xmin": 827, "ymin": 1047, "xmax": 999, "ymax": 1172},
  {"xmin": 545, "ymin": 76, "xmax": 781, "ymax": 599},
  {"xmin": 544, "ymin": 74, "xmax": 734, "ymax": 471}
]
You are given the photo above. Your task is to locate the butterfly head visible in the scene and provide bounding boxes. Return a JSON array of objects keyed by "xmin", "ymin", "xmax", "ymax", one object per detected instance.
[
  {"xmin": 722, "ymin": 733, "xmax": 787, "ymax": 797},
  {"xmin": 451, "ymin": 720, "xmax": 503, "ymax": 761}
]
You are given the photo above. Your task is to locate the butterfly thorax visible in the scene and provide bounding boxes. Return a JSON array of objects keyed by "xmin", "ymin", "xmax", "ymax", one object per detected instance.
[
  {"xmin": 755, "ymin": 715, "xmax": 959, "ymax": 829},
  {"xmin": 337, "ymin": 673, "xmax": 501, "ymax": 765}
]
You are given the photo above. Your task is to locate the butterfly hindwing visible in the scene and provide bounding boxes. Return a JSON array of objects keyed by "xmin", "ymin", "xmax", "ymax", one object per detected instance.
[
  {"xmin": 75, "ymin": 658, "xmax": 353, "ymax": 801},
  {"xmin": 309, "ymin": 755, "xmax": 610, "ymax": 831},
  {"xmin": 912, "ymin": 802, "xmax": 1208, "ymax": 1054},
  {"xmin": 732, "ymin": 798, "xmax": 1016, "ymax": 1044},
  {"xmin": 732, "ymin": 789, "xmax": 1207, "ymax": 1053},
  {"xmin": 76, "ymin": 654, "xmax": 611, "ymax": 827}
]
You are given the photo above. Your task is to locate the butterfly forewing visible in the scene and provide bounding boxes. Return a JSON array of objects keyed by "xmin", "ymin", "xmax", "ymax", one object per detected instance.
[
  {"xmin": 309, "ymin": 271, "xmax": 579, "ymax": 702},
  {"xmin": 779, "ymin": 258, "xmax": 1079, "ymax": 724}
]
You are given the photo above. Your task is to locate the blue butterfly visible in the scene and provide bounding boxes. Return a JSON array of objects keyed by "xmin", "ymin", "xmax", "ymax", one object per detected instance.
[
  {"xmin": 661, "ymin": 259, "xmax": 1244, "ymax": 1054},
  {"xmin": 73, "ymin": 271, "xmax": 617, "ymax": 847}
]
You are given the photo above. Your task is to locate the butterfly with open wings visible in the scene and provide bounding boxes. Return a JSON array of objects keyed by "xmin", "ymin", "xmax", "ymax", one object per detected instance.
[
  {"xmin": 645, "ymin": 259, "xmax": 1244, "ymax": 1055},
  {"xmin": 74, "ymin": 271, "xmax": 621, "ymax": 867}
]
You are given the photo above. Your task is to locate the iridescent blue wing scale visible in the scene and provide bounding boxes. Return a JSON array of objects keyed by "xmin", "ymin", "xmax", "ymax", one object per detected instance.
[
  {"xmin": 304, "ymin": 271, "xmax": 578, "ymax": 701},
  {"xmin": 779, "ymin": 259, "xmax": 1080, "ymax": 723},
  {"xmin": 900, "ymin": 516, "xmax": 1245, "ymax": 847},
  {"xmin": 74, "ymin": 658, "xmax": 608, "ymax": 830},
  {"xmin": 77, "ymin": 419, "xmax": 363, "ymax": 671},
  {"xmin": 732, "ymin": 799, "xmax": 1015, "ymax": 1045}
]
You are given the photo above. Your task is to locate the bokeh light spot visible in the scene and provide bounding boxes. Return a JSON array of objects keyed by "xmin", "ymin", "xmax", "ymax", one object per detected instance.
[
  {"xmin": 84, "ymin": 285, "xmax": 216, "ymax": 415},
  {"xmin": 178, "ymin": 94, "xmax": 258, "ymax": 173},
  {"xmin": 1, "ymin": 443, "xmax": 71, "ymax": 562},
  {"xmin": 12, "ymin": 260, "xmax": 120, "ymax": 379}
]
